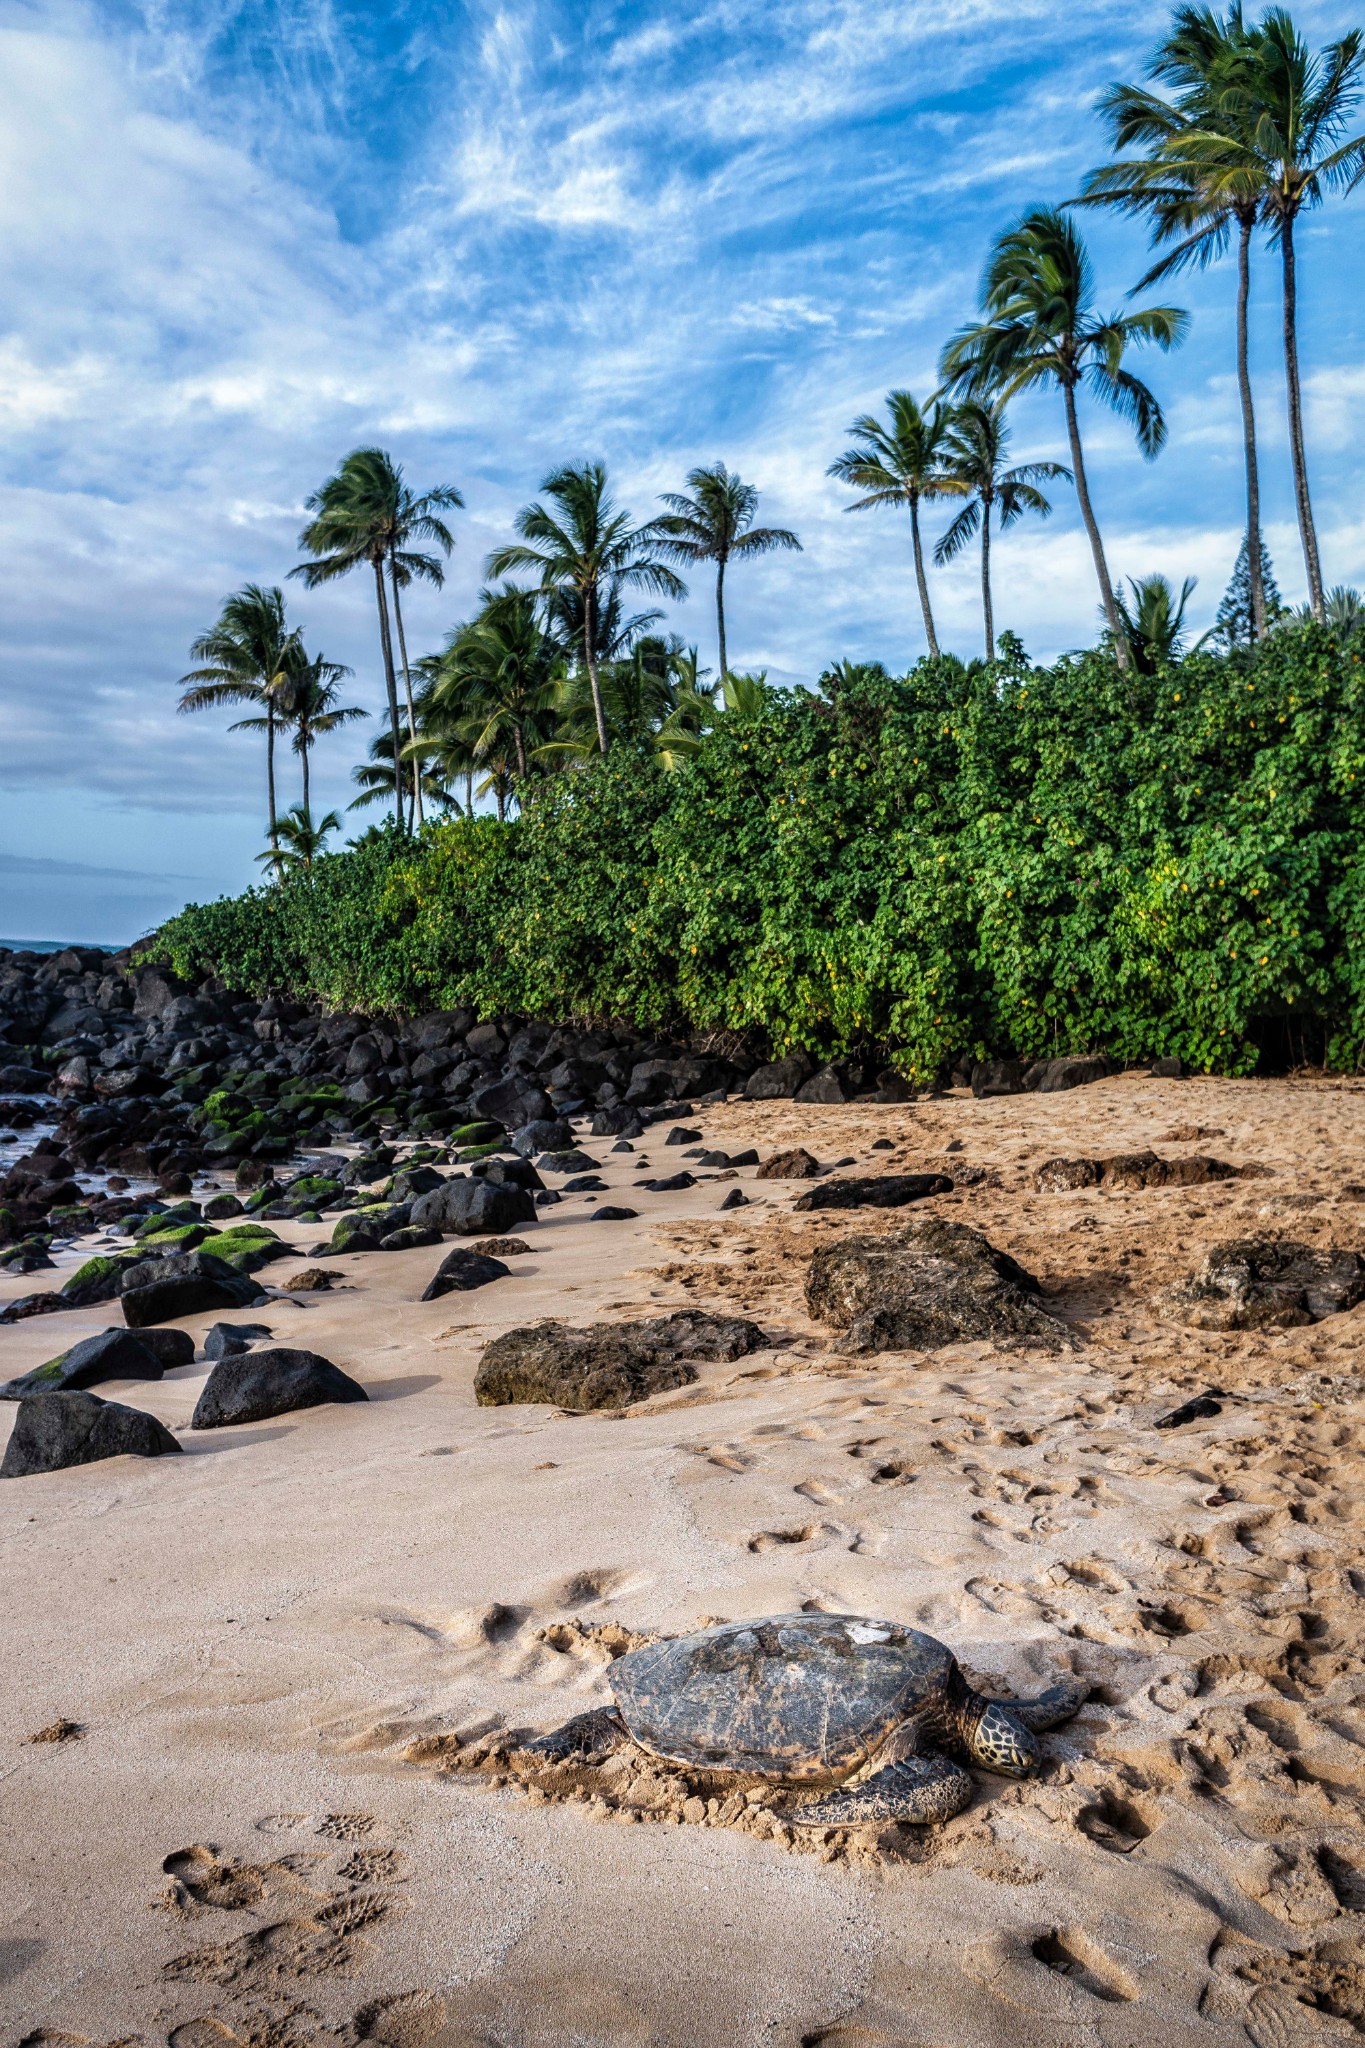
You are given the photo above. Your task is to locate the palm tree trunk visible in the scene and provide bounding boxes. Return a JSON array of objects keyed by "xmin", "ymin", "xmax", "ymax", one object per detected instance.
[
  {"xmin": 266, "ymin": 702, "xmax": 278, "ymax": 851},
  {"xmin": 514, "ymin": 722, "xmax": 527, "ymax": 780},
  {"xmin": 1062, "ymin": 380, "xmax": 1128, "ymax": 671},
  {"xmin": 980, "ymin": 497, "xmax": 995, "ymax": 661},
  {"xmin": 388, "ymin": 557, "xmax": 424, "ymax": 827},
  {"xmin": 715, "ymin": 558, "xmax": 728, "ymax": 680},
  {"xmin": 1235, "ymin": 213, "xmax": 1266, "ymax": 641},
  {"xmin": 583, "ymin": 585, "xmax": 609, "ymax": 754},
  {"xmin": 909, "ymin": 498, "xmax": 939, "ymax": 659},
  {"xmin": 465, "ymin": 771, "xmax": 473, "ymax": 819},
  {"xmin": 1280, "ymin": 215, "xmax": 1325, "ymax": 622},
  {"xmin": 372, "ymin": 557, "xmax": 406, "ymax": 828},
  {"xmin": 301, "ymin": 734, "xmax": 311, "ymax": 818}
]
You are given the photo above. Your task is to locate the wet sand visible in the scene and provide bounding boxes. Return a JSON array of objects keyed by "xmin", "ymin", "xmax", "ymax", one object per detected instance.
[{"xmin": 3, "ymin": 1074, "xmax": 1364, "ymax": 2047}]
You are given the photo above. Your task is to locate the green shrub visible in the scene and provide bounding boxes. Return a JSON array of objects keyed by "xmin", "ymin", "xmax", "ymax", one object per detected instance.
[{"xmin": 148, "ymin": 630, "xmax": 1365, "ymax": 1076}]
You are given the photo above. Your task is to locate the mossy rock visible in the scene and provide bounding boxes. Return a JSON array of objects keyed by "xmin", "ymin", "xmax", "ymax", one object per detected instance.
[
  {"xmin": 133, "ymin": 1204, "xmax": 199, "ymax": 1238},
  {"xmin": 0, "ymin": 1207, "xmax": 17, "ymax": 1245},
  {"xmin": 61, "ymin": 1251, "xmax": 143, "ymax": 1305},
  {"xmin": 287, "ymin": 1176, "xmax": 342, "ymax": 1205},
  {"xmin": 450, "ymin": 1121, "xmax": 505, "ymax": 1147},
  {"xmin": 47, "ymin": 1206, "xmax": 94, "ymax": 1233},
  {"xmin": 457, "ymin": 1141, "xmax": 505, "ymax": 1162},
  {"xmin": 0, "ymin": 1235, "xmax": 53, "ymax": 1268},
  {"xmin": 138, "ymin": 1222, "xmax": 210, "ymax": 1253},
  {"xmin": 242, "ymin": 1182, "xmax": 284, "ymax": 1213},
  {"xmin": 199, "ymin": 1225, "xmax": 285, "ymax": 1272},
  {"xmin": 329, "ymin": 1204, "xmax": 407, "ymax": 1252}
]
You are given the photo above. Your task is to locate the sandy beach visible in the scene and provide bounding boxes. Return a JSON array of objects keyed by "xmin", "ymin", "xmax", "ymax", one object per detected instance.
[{"xmin": 3, "ymin": 1073, "xmax": 1365, "ymax": 2047}]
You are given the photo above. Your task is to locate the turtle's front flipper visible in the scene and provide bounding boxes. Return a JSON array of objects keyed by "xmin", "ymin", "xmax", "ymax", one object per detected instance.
[
  {"xmin": 1005, "ymin": 1677, "xmax": 1089, "ymax": 1733},
  {"xmin": 791, "ymin": 1756, "xmax": 972, "ymax": 1828},
  {"xmin": 515, "ymin": 1706, "xmax": 628, "ymax": 1765}
]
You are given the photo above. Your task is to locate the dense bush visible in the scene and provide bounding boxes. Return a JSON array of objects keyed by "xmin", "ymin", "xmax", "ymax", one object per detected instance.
[{"xmin": 150, "ymin": 628, "xmax": 1365, "ymax": 1078}]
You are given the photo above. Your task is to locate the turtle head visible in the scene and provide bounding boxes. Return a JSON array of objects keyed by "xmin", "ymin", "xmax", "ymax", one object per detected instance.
[{"xmin": 967, "ymin": 1700, "xmax": 1039, "ymax": 1778}]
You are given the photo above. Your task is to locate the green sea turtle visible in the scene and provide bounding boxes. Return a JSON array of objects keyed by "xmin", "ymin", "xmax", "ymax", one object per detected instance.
[{"xmin": 519, "ymin": 1612, "xmax": 1087, "ymax": 1825}]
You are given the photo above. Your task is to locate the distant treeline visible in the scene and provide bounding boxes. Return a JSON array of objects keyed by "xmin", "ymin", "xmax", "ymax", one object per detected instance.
[{"xmin": 149, "ymin": 630, "xmax": 1365, "ymax": 1079}]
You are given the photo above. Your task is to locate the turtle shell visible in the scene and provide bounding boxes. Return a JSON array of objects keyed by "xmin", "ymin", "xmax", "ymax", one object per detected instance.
[{"xmin": 610, "ymin": 1613, "xmax": 955, "ymax": 1783}]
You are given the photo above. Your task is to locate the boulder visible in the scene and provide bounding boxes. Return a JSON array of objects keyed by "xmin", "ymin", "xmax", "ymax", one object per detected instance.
[
  {"xmin": 1033, "ymin": 1151, "xmax": 1242, "ymax": 1193},
  {"xmin": 410, "ymin": 1177, "xmax": 536, "ymax": 1237},
  {"xmin": 377, "ymin": 1225, "xmax": 444, "ymax": 1252},
  {"xmin": 420, "ymin": 1247, "xmax": 511, "ymax": 1300},
  {"xmin": 1, "ymin": 1390, "xmax": 181, "ymax": 1478},
  {"xmin": 136, "ymin": 1328, "xmax": 197, "ymax": 1370},
  {"xmin": 0, "ymin": 1327, "xmax": 170, "ymax": 1399},
  {"xmin": 120, "ymin": 1252, "xmax": 266, "ymax": 1327},
  {"xmin": 805, "ymin": 1217, "xmax": 1069, "ymax": 1354},
  {"xmin": 743, "ymin": 1057, "xmax": 812, "ymax": 1101},
  {"xmin": 719, "ymin": 1189, "xmax": 750, "ymax": 1211},
  {"xmin": 591, "ymin": 1205, "xmax": 638, "ymax": 1221},
  {"xmin": 512, "ymin": 1119, "xmax": 575, "ymax": 1157},
  {"xmin": 0, "ymin": 1066, "xmax": 50, "ymax": 1094},
  {"xmin": 970, "ymin": 1060, "xmax": 1026, "ymax": 1098},
  {"xmin": 1023, "ymin": 1056, "xmax": 1120, "ymax": 1094},
  {"xmin": 795, "ymin": 1066, "xmax": 852, "ymax": 1105},
  {"xmin": 475, "ymin": 1309, "xmax": 767, "ymax": 1411},
  {"xmin": 591, "ymin": 1108, "xmax": 645, "ymax": 1138},
  {"xmin": 191, "ymin": 1348, "xmax": 368, "ymax": 1428},
  {"xmin": 0, "ymin": 1292, "xmax": 70, "ymax": 1324},
  {"xmin": 536, "ymin": 1149, "xmax": 599, "ymax": 1176},
  {"xmin": 794, "ymin": 1173, "xmax": 953, "ymax": 1213},
  {"xmin": 755, "ymin": 1147, "xmax": 820, "ymax": 1180},
  {"xmin": 470, "ymin": 1075, "xmax": 553, "ymax": 1130},
  {"xmin": 1154, "ymin": 1239, "xmax": 1365, "ymax": 1331},
  {"xmin": 663, "ymin": 1127, "xmax": 702, "ymax": 1147},
  {"xmin": 204, "ymin": 1321, "xmax": 273, "ymax": 1361},
  {"xmin": 637, "ymin": 1172, "xmax": 697, "ymax": 1192}
]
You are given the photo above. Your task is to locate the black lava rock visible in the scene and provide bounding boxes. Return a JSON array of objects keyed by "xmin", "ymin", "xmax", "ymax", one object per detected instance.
[
  {"xmin": 204, "ymin": 1321, "xmax": 274, "ymax": 1361},
  {"xmin": 0, "ymin": 1326, "xmax": 170, "ymax": 1399},
  {"xmin": 1, "ymin": 1390, "xmax": 181, "ymax": 1477},
  {"xmin": 794, "ymin": 1174, "xmax": 954, "ymax": 1213},
  {"xmin": 420, "ymin": 1247, "xmax": 511, "ymax": 1300},
  {"xmin": 410, "ymin": 1177, "xmax": 537, "ymax": 1236},
  {"xmin": 191, "ymin": 1348, "xmax": 368, "ymax": 1428},
  {"xmin": 120, "ymin": 1252, "xmax": 267, "ymax": 1327}
]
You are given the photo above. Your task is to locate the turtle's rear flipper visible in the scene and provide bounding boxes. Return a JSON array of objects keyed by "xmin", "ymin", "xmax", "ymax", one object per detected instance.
[
  {"xmin": 791, "ymin": 1756, "xmax": 972, "ymax": 1828},
  {"xmin": 1005, "ymin": 1678, "xmax": 1089, "ymax": 1733},
  {"xmin": 516, "ymin": 1706, "xmax": 627, "ymax": 1765}
]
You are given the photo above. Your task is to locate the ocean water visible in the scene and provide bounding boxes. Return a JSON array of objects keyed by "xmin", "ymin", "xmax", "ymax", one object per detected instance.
[{"xmin": 0, "ymin": 939, "xmax": 117, "ymax": 953}]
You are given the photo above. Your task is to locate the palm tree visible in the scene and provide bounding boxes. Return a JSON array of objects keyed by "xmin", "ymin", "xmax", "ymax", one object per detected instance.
[
  {"xmin": 177, "ymin": 584, "xmax": 300, "ymax": 853},
  {"xmin": 487, "ymin": 462, "xmax": 686, "ymax": 755},
  {"xmin": 1178, "ymin": 13, "xmax": 1365, "ymax": 620},
  {"xmin": 435, "ymin": 588, "xmax": 562, "ymax": 785},
  {"xmin": 293, "ymin": 449, "xmax": 461, "ymax": 827},
  {"xmin": 827, "ymin": 393, "xmax": 963, "ymax": 657},
  {"xmin": 1112, "ymin": 572, "xmax": 1201, "ymax": 671},
  {"xmin": 651, "ymin": 463, "xmax": 801, "ymax": 681},
  {"xmin": 934, "ymin": 401, "xmax": 1070, "ymax": 658},
  {"xmin": 257, "ymin": 804, "xmax": 341, "ymax": 878},
  {"xmin": 940, "ymin": 208, "xmax": 1187, "ymax": 670},
  {"xmin": 1078, "ymin": 5, "xmax": 1271, "ymax": 637},
  {"xmin": 283, "ymin": 656, "xmax": 367, "ymax": 814}
]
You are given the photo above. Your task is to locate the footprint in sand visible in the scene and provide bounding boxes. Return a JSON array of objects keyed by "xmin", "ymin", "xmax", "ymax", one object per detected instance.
[
  {"xmin": 1029, "ymin": 1926, "xmax": 1139, "ymax": 2003},
  {"xmin": 316, "ymin": 1812, "xmax": 377, "ymax": 1840},
  {"xmin": 746, "ymin": 1522, "xmax": 843, "ymax": 1553}
]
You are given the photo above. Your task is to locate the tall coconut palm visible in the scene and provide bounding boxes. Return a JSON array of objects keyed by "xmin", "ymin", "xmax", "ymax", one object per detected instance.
[
  {"xmin": 940, "ymin": 210, "xmax": 1187, "ymax": 669},
  {"xmin": 282, "ymin": 656, "xmax": 367, "ymax": 815},
  {"xmin": 292, "ymin": 448, "xmax": 461, "ymax": 827},
  {"xmin": 177, "ymin": 583, "xmax": 301, "ymax": 853},
  {"xmin": 934, "ymin": 402, "xmax": 1070, "ymax": 658},
  {"xmin": 487, "ymin": 462, "xmax": 686, "ymax": 756},
  {"xmin": 827, "ymin": 393, "xmax": 963, "ymax": 658},
  {"xmin": 651, "ymin": 463, "xmax": 801, "ymax": 681},
  {"xmin": 1177, "ymin": 13, "xmax": 1365, "ymax": 620},
  {"xmin": 1078, "ymin": 5, "xmax": 1271, "ymax": 636}
]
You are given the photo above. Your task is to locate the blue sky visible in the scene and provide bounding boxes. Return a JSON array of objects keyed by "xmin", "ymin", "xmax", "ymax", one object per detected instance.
[{"xmin": 1, "ymin": 0, "xmax": 1362, "ymax": 943}]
